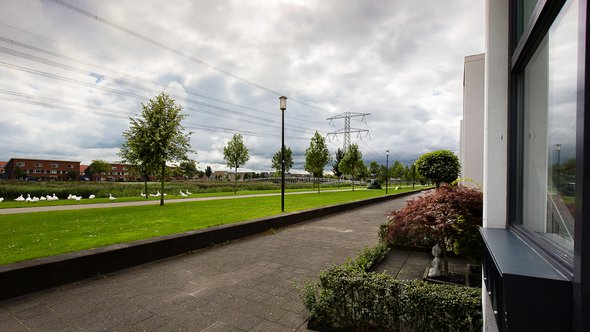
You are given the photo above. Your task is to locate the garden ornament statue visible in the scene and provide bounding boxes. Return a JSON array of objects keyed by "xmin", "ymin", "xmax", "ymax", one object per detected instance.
[{"xmin": 428, "ymin": 243, "xmax": 442, "ymax": 277}]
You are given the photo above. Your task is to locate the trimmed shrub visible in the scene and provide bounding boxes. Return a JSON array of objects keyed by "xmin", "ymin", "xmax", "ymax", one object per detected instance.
[{"xmin": 301, "ymin": 243, "xmax": 482, "ymax": 331}]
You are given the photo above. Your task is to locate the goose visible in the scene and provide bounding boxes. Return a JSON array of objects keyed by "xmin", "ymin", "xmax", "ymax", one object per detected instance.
[
  {"xmin": 40, "ymin": 196, "xmax": 47, "ymax": 201},
  {"xmin": 25, "ymin": 194, "xmax": 32, "ymax": 203},
  {"xmin": 0, "ymin": 197, "xmax": 4, "ymax": 202},
  {"xmin": 45, "ymin": 195, "xmax": 52, "ymax": 201},
  {"xmin": 179, "ymin": 190, "xmax": 188, "ymax": 197},
  {"xmin": 88, "ymin": 194, "xmax": 95, "ymax": 199},
  {"xmin": 75, "ymin": 196, "xmax": 82, "ymax": 201},
  {"xmin": 67, "ymin": 194, "xmax": 74, "ymax": 200},
  {"xmin": 15, "ymin": 195, "xmax": 25, "ymax": 202},
  {"xmin": 108, "ymin": 194, "xmax": 116, "ymax": 201},
  {"xmin": 32, "ymin": 196, "xmax": 40, "ymax": 202},
  {"xmin": 185, "ymin": 190, "xmax": 192, "ymax": 195},
  {"xmin": 52, "ymin": 193, "xmax": 59, "ymax": 201},
  {"xmin": 149, "ymin": 192, "xmax": 158, "ymax": 197},
  {"xmin": 140, "ymin": 192, "xmax": 147, "ymax": 198}
]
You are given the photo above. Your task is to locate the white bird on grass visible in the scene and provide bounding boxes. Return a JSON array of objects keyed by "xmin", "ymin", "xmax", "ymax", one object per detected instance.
[
  {"xmin": 40, "ymin": 196, "xmax": 47, "ymax": 201},
  {"xmin": 75, "ymin": 196, "xmax": 82, "ymax": 201},
  {"xmin": 32, "ymin": 196, "xmax": 40, "ymax": 202},
  {"xmin": 140, "ymin": 192, "xmax": 147, "ymax": 198},
  {"xmin": 109, "ymin": 194, "xmax": 116, "ymax": 201},
  {"xmin": 179, "ymin": 190, "xmax": 188, "ymax": 197},
  {"xmin": 15, "ymin": 195, "xmax": 25, "ymax": 202},
  {"xmin": 46, "ymin": 195, "xmax": 52, "ymax": 201},
  {"xmin": 0, "ymin": 197, "xmax": 4, "ymax": 202},
  {"xmin": 52, "ymin": 193, "xmax": 59, "ymax": 201},
  {"xmin": 185, "ymin": 190, "xmax": 192, "ymax": 195},
  {"xmin": 25, "ymin": 194, "xmax": 32, "ymax": 203},
  {"xmin": 88, "ymin": 194, "xmax": 96, "ymax": 199}
]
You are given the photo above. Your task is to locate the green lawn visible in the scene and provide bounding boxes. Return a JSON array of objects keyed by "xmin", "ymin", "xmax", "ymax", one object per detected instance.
[
  {"xmin": 0, "ymin": 186, "xmax": 355, "ymax": 209},
  {"xmin": 0, "ymin": 187, "xmax": 421, "ymax": 265}
]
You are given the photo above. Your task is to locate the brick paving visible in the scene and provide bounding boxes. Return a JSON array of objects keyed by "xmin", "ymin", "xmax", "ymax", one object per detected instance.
[{"xmin": 0, "ymin": 194, "xmax": 420, "ymax": 331}]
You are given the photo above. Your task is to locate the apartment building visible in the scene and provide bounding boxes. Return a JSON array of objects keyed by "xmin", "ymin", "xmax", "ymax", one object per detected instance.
[{"xmin": 4, "ymin": 158, "xmax": 81, "ymax": 181}]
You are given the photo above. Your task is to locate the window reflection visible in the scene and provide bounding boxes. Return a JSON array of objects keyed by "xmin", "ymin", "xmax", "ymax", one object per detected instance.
[{"xmin": 521, "ymin": 0, "xmax": 577, "ymax": 252}]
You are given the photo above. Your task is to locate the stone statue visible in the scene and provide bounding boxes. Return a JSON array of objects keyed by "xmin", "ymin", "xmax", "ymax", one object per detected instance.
[{"xmin": 428, "ymin": 243, "xmax": 442, "ymax": 277}]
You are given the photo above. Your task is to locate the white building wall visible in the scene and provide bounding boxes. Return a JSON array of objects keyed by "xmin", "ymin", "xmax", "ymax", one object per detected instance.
[
  {"xmin": 482, "ymin": 0, "xmax": 509, "ymax": 331},
  {"xmin": 460, "ymin": 54, "xmax": 485, "ymax": 188}
]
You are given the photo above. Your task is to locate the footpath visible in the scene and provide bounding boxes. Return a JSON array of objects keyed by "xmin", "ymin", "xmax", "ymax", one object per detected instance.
[
  {"xmin": 0, "ymin": 194, "xmax": 421, "ymax": 331},
  {"xmin": 0, "ymin": 189, "xmax": 364, "ymax": 215}
]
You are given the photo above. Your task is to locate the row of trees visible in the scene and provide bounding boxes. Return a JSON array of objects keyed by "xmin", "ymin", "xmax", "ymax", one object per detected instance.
[{"xmin": 118, "ymin": 92, "xmax": 460, "ymax": 205}]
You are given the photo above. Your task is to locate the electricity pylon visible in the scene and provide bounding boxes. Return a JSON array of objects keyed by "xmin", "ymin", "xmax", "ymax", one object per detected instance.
[{"xmin": 327, "ymin": 112, "xmax": 371, "ymax": 151}]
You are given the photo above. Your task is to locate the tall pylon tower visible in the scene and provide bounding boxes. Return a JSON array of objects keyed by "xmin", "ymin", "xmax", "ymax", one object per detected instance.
[{"xmin": 326, "ymin": 112, "xmax": 371, "ymax": 151}]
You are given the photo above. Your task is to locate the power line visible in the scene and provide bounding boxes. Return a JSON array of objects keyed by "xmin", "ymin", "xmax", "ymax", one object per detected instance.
[{"xmin": 48, "ymin": 0, "xmax": 331, "ymax": 114}]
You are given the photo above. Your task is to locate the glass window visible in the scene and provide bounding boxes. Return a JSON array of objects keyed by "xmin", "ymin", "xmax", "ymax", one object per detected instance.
[
  {"xmin": 518, "ymin": 0, "xmax": 578, "ymax": 253},
  {"xmin": 517, "ymin": 0, "xmax": 541, "ymax": 40},
  {"xmin": 34, "ymin": 163, "xmax": 43, "ymax": 167},
  {"xmin": 16, "ymin": 162, "xmax": 25, "ymax": 167},
  {"xmin": 51, "ymin": 164, "xmax": 59, "ymax": 168}
]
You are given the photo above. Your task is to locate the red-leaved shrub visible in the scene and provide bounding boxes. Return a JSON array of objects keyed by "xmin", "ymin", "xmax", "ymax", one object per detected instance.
[{"xmin": 382, "ymin": 185, "xmax": 483, "ymax": 265}]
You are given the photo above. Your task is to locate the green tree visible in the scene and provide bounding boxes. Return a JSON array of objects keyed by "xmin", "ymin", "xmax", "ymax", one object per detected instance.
[
  {"xmin": 271, "ymin": 146, "xmax": 294, "ymax": 176},
  {"xmin": 223, "ymin": 133, "xmax": 250, "ymax": 194},
  {"xmin": 205, "ymin": 166, "xmax": 213, "ymax": 180},
  {"xmin": 13, "ymin": 166, "xmax": 26, "ymax": 180},
  {"xmin": 120, "ymin": 92, "xmax": 193, "ymax": 205},
  {"xmin": 390, "ymin": 160, "xmax": 405, "ymax": 184},
  {"xmin": 368, "ymin": 161, "xmax": 380, "ymax": 178},
  {"xmin": 304, "ymin": 131, "xmax": 331, "ymax": 193},
  {"xmin": 67, "ymin": 170, "xmax": 79, "ymax": 180},
  {"xmin": 86, "ymin": 160, "xmax": 110, "ymax": 181},
  {"xmin": 179, "ymin": 160, "xmax": 198, "ymax": 180},
  {"xmin": 332, "ymin": 148, "xmax": 345, "ymax": 178},
  {"xmin": 339, "ymin": 143, "xmax": 364, "ymax": 191},
  {"xmin": 415, "ymin": 150, "xmax": 460, "ymax": 188}
]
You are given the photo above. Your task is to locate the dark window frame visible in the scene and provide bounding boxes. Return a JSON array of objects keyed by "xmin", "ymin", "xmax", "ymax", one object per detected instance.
[{"xmin": 506, "ymin": 0, "xmax": 590, "ymax": 329}]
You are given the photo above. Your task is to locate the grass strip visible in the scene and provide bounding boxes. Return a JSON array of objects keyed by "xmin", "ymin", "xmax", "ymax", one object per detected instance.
[{"xmin": 0, "ymin": 187, "xmax": 419, "ymax": 265}]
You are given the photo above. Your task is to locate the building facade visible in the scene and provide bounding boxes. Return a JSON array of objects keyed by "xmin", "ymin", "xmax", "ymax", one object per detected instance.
[
  {"xmin": 4, "ymin": 158, "xmax": 81, "ymax": 181},
  {"xmin": 481, "ymin": 0, "xmax": 589, "ymax": 331},
  {"xmin": 459, "ymin": 53, "xmax": 485, "ymax": 188}
]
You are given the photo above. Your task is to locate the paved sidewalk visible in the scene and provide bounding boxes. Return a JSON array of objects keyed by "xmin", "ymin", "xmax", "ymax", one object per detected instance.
[{"xmin": 0, "ymin": 194, "xmax": 418, "ymax": 331}]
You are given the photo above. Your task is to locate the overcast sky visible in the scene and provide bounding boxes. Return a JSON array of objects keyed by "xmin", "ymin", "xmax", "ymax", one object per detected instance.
[{"xmin": 0, "ymin": 0, "xmax": 484, "ymax": 173}]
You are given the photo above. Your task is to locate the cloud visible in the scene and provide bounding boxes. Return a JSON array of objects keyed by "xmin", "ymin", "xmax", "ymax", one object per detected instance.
[{"xmin": 0, "ymin": 0, "xmax": 484, "ymax": 172}]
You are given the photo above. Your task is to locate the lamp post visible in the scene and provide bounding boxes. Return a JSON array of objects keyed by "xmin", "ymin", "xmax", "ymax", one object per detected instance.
[
  {"xmin": 279, "ymin": 96, "xmax": 287, "ymax": 212},
  {"xmin": 556, "ymin": 143, "xmax": 561, "ymax": 193},
  {"xmin": 386, "ymin": 149, "xmax": 389, "ymax": 194}
]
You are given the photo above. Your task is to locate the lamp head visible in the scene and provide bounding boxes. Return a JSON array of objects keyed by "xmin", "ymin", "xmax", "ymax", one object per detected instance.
[{"xmin": 279, "ymin": 96, "xmax": 287, "ymax": 111}]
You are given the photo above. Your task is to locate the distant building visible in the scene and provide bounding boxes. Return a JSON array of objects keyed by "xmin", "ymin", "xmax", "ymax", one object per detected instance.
[
  {"xmin": 459, "ymin": 53, "xmax": 485, "ymax": 188},
  {"xmin": 4, "ymin": 158, "xmax": 81, "ymax": 181},
  {"xmin": 84, "ymin": 163, "xmax": 138, "ymax": 182},
  {"xmin": 0, "ymin": 161, "xmax": 6, "ymax": 177}
]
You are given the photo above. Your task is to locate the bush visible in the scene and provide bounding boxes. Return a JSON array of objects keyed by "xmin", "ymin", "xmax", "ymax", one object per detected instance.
[
  {"xmin": 302, "ymin": 263, "xmax": 482, "ymax": 331},
  {"xmin": 381, "ymin": 185, "xmax": 483, "ymax": 262}
]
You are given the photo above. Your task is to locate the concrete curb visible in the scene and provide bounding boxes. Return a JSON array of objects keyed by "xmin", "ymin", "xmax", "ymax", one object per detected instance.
[{"xmin": 0, "ymin": 190, "xmax": 421, "ymax": 300}]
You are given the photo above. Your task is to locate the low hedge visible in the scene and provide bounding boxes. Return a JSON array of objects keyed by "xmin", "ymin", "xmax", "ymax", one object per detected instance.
[{"xmin": 301, "ymin": 244, "xmax": 482, "ymax": 332}]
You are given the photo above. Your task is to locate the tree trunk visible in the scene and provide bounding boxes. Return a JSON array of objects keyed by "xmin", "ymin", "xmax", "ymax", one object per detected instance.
[
  {"xmin": 317, "ymin": 177, "xmax": 320, "ymax": 194},
  {"xmin": 234, "ymin": 166, "xmax": 237, "ymax": 194},
  {"xmin": 144, "ymin": 174, "xmax": 148, "ymax": 200},
  {"xmin": 160, "ymin": 163, "xmax": 165, "ymax": 206},
  {"xmin": 440, "ymin": 240, "xmax": 449, "ymax": 277}
]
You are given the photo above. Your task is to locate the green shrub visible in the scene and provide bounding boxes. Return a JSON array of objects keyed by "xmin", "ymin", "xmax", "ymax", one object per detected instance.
[{"xmin": 301, "ymin": 243, "xmax": 482, "ymax": 331}]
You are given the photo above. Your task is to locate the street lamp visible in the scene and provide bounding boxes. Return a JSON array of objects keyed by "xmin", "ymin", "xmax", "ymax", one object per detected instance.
[
  {"xmin": 386, "ymin": 149, "xmax": 389, "ymax": 194},
  {"xmin": 556, "ymin": 143, "xmax": 562, "ymax": 193},
  {"xmin": 279, "ymin": 96, "xmax": 287, "ymax": 212}
]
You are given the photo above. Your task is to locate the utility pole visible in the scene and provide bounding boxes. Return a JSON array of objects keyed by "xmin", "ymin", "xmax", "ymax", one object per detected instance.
[{"xmin": 326, "ymin": 111, "xmax": 371, "ymax": 151}]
